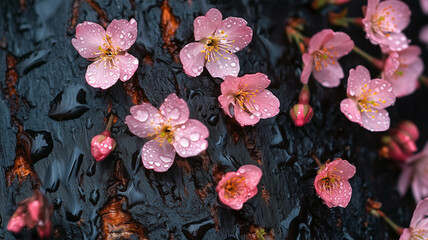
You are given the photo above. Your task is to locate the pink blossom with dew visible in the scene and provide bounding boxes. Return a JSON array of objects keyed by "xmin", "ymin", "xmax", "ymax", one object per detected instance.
[
  {"xmin": 179, "ymin": 8, "xmax": 253, "ymax": 79},
  {"xmin": 398, "ymin": 142, "xmax": 428, "ymax": 202},
  {"xmin": 216, "ymin": 165, "xmax": 262, "ymax": 210},
  {"xmin": 314, "ymin": 158, "xmax": 356, "ymax": 208},
  {"xmin": 400, "ymin": 198, "xmax": 428, "ymax": 239},
  {"xmin": 362, "ymin": 0, "xmax": 411, "ymax": 52},
  {"xmin": 382, "ymin": 46, "xmax": 424, "ymax": 97},
  {"xmin": 301, "ymin": 29, "xmax": 354, "ymax": 87},
  {"xmin": 71, "ymin": 19, "xmax": 139, "ymax": 89},
  {"xmin": 218, "ymin": 73, "xmax": 280, "ymax": 126},
  {"xmin": 91, "ymin": 130, "xmax": 117, "ymax": 161},
  {"xmin": 419, "ymin": 25, "xmax": 428, "ymax": 47},
  {"xmin": 125, "ymin": 93, "xmax": 209, "ymax": 172},
  {"xmin": 340, "ymin": 65, "xmax": 396, "ymax": 132}
]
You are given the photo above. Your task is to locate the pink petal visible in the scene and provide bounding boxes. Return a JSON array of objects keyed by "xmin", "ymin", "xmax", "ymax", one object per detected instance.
[
  {"xmin": 312, "ymin": 60, "xmax": 344, "ymax": 87},
  {"xmin": 141, "ymin": 140, "xmax": 176, "ymax": 172},
  {"xmin": 300, "ymin": 53, "xmax": 313, "ymax": 84},
  {"xmin": 239, "ymin": 73, "xmax": 271, "ymax": 92},
  {"xmin": 218, "ymin": 76, "xmax": 240, "ymax": 117},
  {"xmin": 172, "ymin": 119, "xmax": 209, "ymax": 158},
  {"xmin": 366, "ymin": 79, "xmax": 395, "ymax": 108},
  {"xmin": 159, "ymin": 93, "xmax": 189, "ymax": 126},
  {"xmin": 419, "ymin": 25, "xmax": 428, "ymax": 46},
  {"xmin": 28, "ymin": 200, "xmax": 41, "ymax": 221},
  {"xmin": 179, "ymin": 42, "xmax": 206, "ymax": 77},
  {"xmin": 7, "ymin": 214, "xmax": 25, "ymax": 233},
  {"xmin": 218, "ymin": 17, "xmax": 253, "ymax": 53},
  {"xmin": 106, "ymin": 18, "xmax": 138, "ymax": 51},
  {"xmin": 361, "ymin": 108, "xmax": 390, "ymax": 132},
  {"xmin": 218, "ymin": 94, "xmax": 234, "ymax": 117},
  {"xmin": 115, "ymin": 53, "xmax": 139, "ymax": 82},
  {"xmin": 422, "ymin": 0, "xmax": 428, "ymax": 14},
  {"xmin": 398, "ymin": 165, "xmax": 412, "ymax": 196},
  {"xmin": 194, "ymin": 8, "xmax": 223, "ymax": 41},
  {"xmin": 308, "ymin": 29, "xmax": 334, "ymax": 54},
  {"xmin": 71, "ymin": 21, "xmax": 106, "ymax": 59},
  {"xmin": 410, "ymin": 198, "xmax": 428, "ymax": 228},
  {"xmin": 238, "ymin": 165, "xmax": 262, "ymax": 189},
  {"xmin": 388, "ymin": 58, "xmax": 423, "ymax": 97},
  {"xmin": 377, "ymin": 0, "xmax": 411, "ymax": 31},
  {"xmin": 340, "ymin": 98, "xmax": 362, "ymax": 125},
  {"xmin": 322, "ymin": 31, "xmax": 354, "ymax": 58},
  {"xmin": 206, "ymin": 50, "xmax": 240, "ymax": 79},
  {"xmin": 399, "ymin": 228, "xmax": 412, "ymax": 240},
  {"xmin": 383, "ymin": 52, "xmax": 400, "ymax": 78},
  {"xmin": 365, "ymin": 0, "xmax": 380, "ymax": 18},
  {"xmin": 380, "ymin": 32, "xmax": 409, "ymax": 52},
  {"xmin": 347, "ymin": 65, "xmax": 371, "ymax": 97},
  {"xmin": 249, "ymin": 90, "xmax": 280, "ymax": 119},
  {"xmin": 233, "ymin": 104, "xmax": 260, "ymax": 126},
  {"xmin": 85, "ymin": 60, "xmax": 120, "ymax": 89},
  {"xmin": 397, "ymin": 46, "xmax": 422, "ymax": 65},
  {"xmin": 327, "ymin": 159, "xmax": 356, "ymax": 179},
  {"xmin": 125, "ymin": 103, "xmax": 162, "ymax": 138}
]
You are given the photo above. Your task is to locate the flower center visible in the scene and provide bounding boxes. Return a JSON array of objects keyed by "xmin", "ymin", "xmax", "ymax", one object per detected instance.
[
  {"xmin": 224, "ymin": 176, "xmax": 246, "ymax": 199},
  {"xmin": 320, "ymin": 174, "xmax": 340, "ymax": 192},
  {"xmin": 94, "ymin": 34, "xmax": 121, "ymax": 69},
  {"xmin": 148, "ymin": 121, "xmax": 175, "ymax": 146},
  {"xmin": 410, "ymin": 228, "xmax": 428, "ymax": 239},
  {"xmin": 357, "ymin": 84, "xmax": 386, "ymax": 117},
  {"xmin": 371, "ymin": 5, "xmax": 397, "ymax": 35},
  {"xmin": 200, "ymin": 30, "xmax": 235, "ymax": 63},
  {"xmin": 234, "ymin": 89, "xmax": 258, "ymax": 113},
  {"xmin": 313, "ymin": 47, "xmax": 337, "ymax": 72}
]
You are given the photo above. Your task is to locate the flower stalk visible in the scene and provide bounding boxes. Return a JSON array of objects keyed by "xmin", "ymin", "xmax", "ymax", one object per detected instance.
[
  {"xmin": 352, "ymin": 46, "xmax": 383, "ymax": 69},
  {"xmin": 367, "ymin": 200, "xmax": 404, "ymax": 235}
]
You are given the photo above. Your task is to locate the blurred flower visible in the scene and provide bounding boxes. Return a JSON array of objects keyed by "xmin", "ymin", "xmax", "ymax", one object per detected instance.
[
  {"xmin": 381, "ymin": 121, "xmax": 419, "ymax": 162},
  {"xmin": 72, "ymin": 19, "xmax": 139, "ymax": 89},
  {"xmin": 398, "ymin": 142, "xmax": 428, "ymax": 202},
  {"xmin": 218, "ymin": 73, "xmax": 280, "ymax": 126},
  {"xmin": 179, "ymin": 8, "xmax": 253, "ymax": 79},
  {"xmin": 301, "ymin": 29, "xmax": 354, "ymax": 87},
  {"xmin": 7, "ymin": 190, "xmax": 53, "ymax": 239},
  {"xmin": 312, "ymin": 0, "xmax": 351, "ymax": 10},
  {"xmin": 314, "ymin": 158, "xmax": 356, "ymax": 208},
  {"xmin": 216, "ymin": 165, "xmax": 262, "ymax": 210},
  {"xmin": 400, "ymin": 198, "xmax": 428, "ymax": 239},
  {"xmin": 125, "ymin": 94, "xmax": 209, "ymax": 172},
  {"xmin": 419, "ymin": 25, "xmax": 428, "ymax": 48},
  {"xmin": 362, "ymin": 0, "xmax": 411, "ymax": 52},
  {"xmin": 340, "ymin": 65, "xmax": 396, "ymax": 132},
  {"xmin": 421, "ymin": 0, "xmax": 428, "ymax": 14},
  {"xmin": 290, "ymin": 84, "xmax": 314, "ymax": 126},
  {"xmin": 382, "ymin": 46, "xmax": 424, "ymax": 97}
]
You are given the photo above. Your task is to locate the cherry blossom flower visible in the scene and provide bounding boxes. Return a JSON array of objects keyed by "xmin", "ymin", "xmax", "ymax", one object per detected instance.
[
  {"xmin": 301, "ymin": 29, "xmax": 354, "ymax": 87},
  {"xmin": 362, "ymin": 0, "xmax": 411, "ymax": 52},
  {"xmin": 400, "ymin": 198, "xmax": 428, "ymax": 240},
  {"xmin": 125, "ymin": 94, "xmax": 209, "ymax": 172},
  {"xmin": 382, "ymin": 46, "xmax": 424, "ymax": 97},
  {"xmin": 72, "ymin": 19, "xmax": 139, "ymax": 89},
  {"xmin": 340, "ymin": 65, "xmax": 396, "ymax": 132},
  {"xmin": 216, "ymin": 165, "xmax": 262, "ymax": 210},
  {"xmin": 398, "ymin": 142, "xmax": 428, "ymax": 202},
  {"xmin": 419, "ymin": 25, "xmax": 428, "ymax": 47},
  {"xmin": 7, "ymin": 190, "xmax": 53, "ymax": 239},
  {"xmin": 290, "ymin": 84, "xmax": 313, "ymax": 126},
  {"xmin": 179, "ymin": 8, "xmax": 253, "ymax": 79},
  {"xmin": 421, "ymin": 0, "xmax": 428, "ymax": 14},
  {"xmin": 314, "ymin": 158, "xmax": 356, "ymax": 208},
  {"xmin": 381, "ymin": 121, "xmax": 419, "ymax": 163},
  {"xmin": 218, "ymin": 73, "xmax": 280, "ymax": 126}
]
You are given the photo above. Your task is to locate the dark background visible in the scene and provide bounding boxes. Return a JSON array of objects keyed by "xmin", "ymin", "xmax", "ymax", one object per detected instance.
[{"xmin": 1, "ymin": 0, "xmax": 428, "ymax": 239}]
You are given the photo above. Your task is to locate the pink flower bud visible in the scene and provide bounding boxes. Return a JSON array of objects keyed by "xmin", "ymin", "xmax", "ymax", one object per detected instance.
[
  {"xmin": 290, "ymin": 103, "xmax": 314, "ymax": 126},
  {"xmin": 91, "ymin": 130, "xmax": 116, "ymax": 161},
  {"xmin": 397, "ymin": 121, "xmax": 419, "ymax": 142},
  {"xmin": 381, "ymin": 121, "xmax": 419, "ymax": 163}
]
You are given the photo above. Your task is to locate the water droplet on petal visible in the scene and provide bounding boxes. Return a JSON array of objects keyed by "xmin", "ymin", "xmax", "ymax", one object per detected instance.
[{"xmin": 180, "ymin": 138, "xmax": 190, "ymax": 147}]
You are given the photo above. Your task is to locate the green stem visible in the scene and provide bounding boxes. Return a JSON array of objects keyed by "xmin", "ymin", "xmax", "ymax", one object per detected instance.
[
  {"xmin": 379, "ymin": 211, "xmax": 404, "ymax": 235},
  {"xmin": 105, "ymin": 114, "xmax": 114, "ymax": 131},
  {"xmin": 352, "ymin": 46, "xmax": 384, "ymax": 70}
]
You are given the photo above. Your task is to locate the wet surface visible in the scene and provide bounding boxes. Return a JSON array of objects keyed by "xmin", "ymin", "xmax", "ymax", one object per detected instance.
[{"xmin": 1, "ymin": 0, "xmax": 428, "ymax": 239}]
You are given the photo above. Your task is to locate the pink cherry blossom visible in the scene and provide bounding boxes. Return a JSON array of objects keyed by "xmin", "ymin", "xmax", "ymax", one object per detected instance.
[
  {"xmin": 398, "ymin": 142, "xmax": 428, "ymax": 202},
  {"xmin": 91, "ymin": 130, "xmax": 117, "ymax": 161},
  {"xmin": 340, "ymin": 65, "xmax": 396, "ymax": 132},
  {"xmin": 216, "ymin": 165, "xmax": 262, "ymax": 210},
  {"xmin": 72, "ymin": 19, "xmax": 139, "ymax": 89},
  {"xmin": 362, "ymin": 0, "xmax": 411, "ymax": 52},
  {"xmin": 218, "ymin": 73, "xmax": 280, "ymax": 126},
  {"xmin": 301, "ymin": 29, "xmax": 354, "ymax": 87},
  {"xmin": 382, "ymin": 46, "xmax": 424, "ymax": 97},
  {"xmin": 179, "ymin": 8, "xmax": 253, "ymax": 79},
  {"xmin": 419, "ymin": 25, "xmax": 428, "ymax": 47},
  {"xmin": 421, "ymin": 0, "xmax": 428, "ymax": 14},
  {"xmin": 314, "ymin": 158, "xmax": 356, "ymax": 208},
  {"xmin": 125, "ymin": 93, "xmax": 209, "ymax": 172},
  {"xmin": 400, "ymin": 198, "xmax": 428, "ymax": 239}
]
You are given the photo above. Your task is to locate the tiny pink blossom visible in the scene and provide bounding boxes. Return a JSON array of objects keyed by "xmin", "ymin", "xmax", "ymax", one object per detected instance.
[
  {"xmin": 362, "ymin": 0, "xmax": 411, "ymax": 52},
  {"xmin": 314, "ymin": 158, "xmax": 356, "ymax": 208},
  {"xmin": 72, "ymin": 19, "xmax": 139, "ymax": 89},
  {"xmin": 382, "ymin": 46, "xmax": 424, "ymax": 97},
  {"xmin": 179, "ymin": 8, "xmax": 253, "ymax": 79},
  {"xmin": 301, "ymin": 29, "xmax": 354, "ymax": 87},
  {"xmin": 216, "ymin": 165, "xmax": 262, "ymax": 210},
  {"xmin": 125, "ymin": 93, "xmax": 209, "ymax": 172},
  {"xmin": 218, "ymin": 73, "xmax": 280, "ymax": 126},
  {"xmin": 400, "ymin": 198, "xmax": 428, "ymax": 239},
  {"xmin": 91, "ymin": 130, "xmax": 117, "ymax": 161},
  {"xmin": 419, "ymin": 25, "xmax": 428, "ymax": 47},
  {"xmin": 421, "ymin": 0, "xmax": 428, "ymax": 14},
  {"xmin": 398, "ymin": 142, "xmax": 428, "ymax": 202},
  {"xmin": 340, "ymin": 65, "xmax": 396, "ymax": 132}
]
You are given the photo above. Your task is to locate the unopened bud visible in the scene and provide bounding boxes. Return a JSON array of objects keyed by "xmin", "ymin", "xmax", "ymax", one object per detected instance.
[
  {"xmin": 290, "ymin": 103, "xmax": 314, "ymax": 126},
  {"xmin": 91, "ymin": 130, "xmax": 116, "ymax": 161}
]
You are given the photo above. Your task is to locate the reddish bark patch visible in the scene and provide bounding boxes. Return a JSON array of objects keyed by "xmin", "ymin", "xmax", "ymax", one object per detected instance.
[
  {"xmin": 176, "ymin": 159, "xmax": 192, "ymax": 175},
  {"xmin": 160, "ymin": 0, "xmax": 180, "ymax": 63},
  {"xmin": 261, "ymin": 186, "xmax": 270, "ymax": 206},
  {"xmin": 69, "ymin": 0, "xmax": 82, "ymax": 31},
  {"xmin": 122, "ymin": 75, "xmax": 148, "ymax": 105},
  {"xmin": 98, "ymin": 197, "xmax": 148, "ymax": 240},
  {"xmin": 20, "ymin": 0, "xmax": 26, "ymax": 10},
  {"xmin": 196, "ymin": 182, "xmax": 213, "ymax": 202},
  {"xmin": 85, "ymin": 0, "xmax": 109, "ymax": 28},
  {"xmin": 107, "ymin": 159, "xmax": 129, "ymax": 196},
  {"xmin": 210, "ymin": 203, "xmax": 219, "ymax": 230},
  {"xmin": 212, "ymin": 164, "xmax": 224, "ymax": 183},
  {"xmin": 4, "ymin": 54, "xmax": 20, "ymax": 116},
  {"xmin": 199, "ymin": 151, "xmax": 211, "ymax": 171},
  {"xmin": 143, "ymin": 55, "xmax": 154, "ymax": 66}
]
